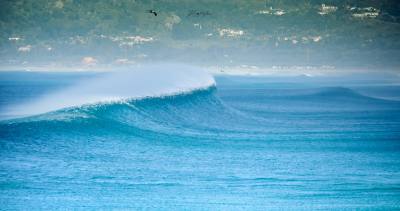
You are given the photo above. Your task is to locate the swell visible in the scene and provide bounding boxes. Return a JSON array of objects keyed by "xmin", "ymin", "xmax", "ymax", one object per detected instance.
[
  {"xmin": 295, "ymin": 87, "xmax": 400, "ymax": 102},
  {"xmin": 2, "ymin": 86, "xmax": 399, "ymax": 141},
  {"xmin": 0, "ymin": 87, "xmax": 269, "ymax": 140}
]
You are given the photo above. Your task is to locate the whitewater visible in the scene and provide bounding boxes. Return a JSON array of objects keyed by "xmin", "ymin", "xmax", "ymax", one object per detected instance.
[{"xmin": 0, "ymin": 65, "xmax": 400, "ymax": 209}]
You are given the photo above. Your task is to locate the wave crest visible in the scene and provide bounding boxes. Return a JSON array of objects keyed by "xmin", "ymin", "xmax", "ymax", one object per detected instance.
[{"xmin": 5, "ymin": 64, "xmax": 215, "ymax": 118}]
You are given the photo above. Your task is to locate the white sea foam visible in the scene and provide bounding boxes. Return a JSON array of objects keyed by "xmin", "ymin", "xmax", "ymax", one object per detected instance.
[{"xmin": 7, "ymin": 64, "xmax": 216, "ymax": 117}]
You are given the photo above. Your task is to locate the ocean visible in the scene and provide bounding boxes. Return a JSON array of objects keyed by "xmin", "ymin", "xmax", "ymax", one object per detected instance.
[{"xmin": 0, "ymin": 69, "xmax": 400, "ymax": 209}]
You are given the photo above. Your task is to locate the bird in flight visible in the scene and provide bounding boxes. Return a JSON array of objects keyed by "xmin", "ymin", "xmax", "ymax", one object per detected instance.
[{"xmin": 148, "ymin": 10, "xmax": 158, "ymax": 16}]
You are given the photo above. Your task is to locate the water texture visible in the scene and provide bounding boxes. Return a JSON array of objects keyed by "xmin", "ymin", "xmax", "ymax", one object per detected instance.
[{"xmin": 0, "ymin": 70, "xmax": 399, "ymax": 209}]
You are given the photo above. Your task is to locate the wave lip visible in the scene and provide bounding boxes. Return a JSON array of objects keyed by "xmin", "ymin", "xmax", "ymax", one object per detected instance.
[{"xmin": 6, "ymin": 64, "xmax": 216, "ymax": 118}]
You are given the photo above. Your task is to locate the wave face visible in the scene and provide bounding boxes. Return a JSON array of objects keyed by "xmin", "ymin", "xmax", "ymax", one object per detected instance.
[
  {"xmin": 2, "ymin": 88, "xmax": 276, "ymax": 141},
  {"xmin": 1, "ymin": 72, "xmax": 400, "ymax": 209}
]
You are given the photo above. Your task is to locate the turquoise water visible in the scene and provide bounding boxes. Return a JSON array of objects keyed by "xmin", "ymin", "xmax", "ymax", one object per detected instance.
[{"xmin": 1, "ymin": 72, "xmax": 400, "ymax": 209}]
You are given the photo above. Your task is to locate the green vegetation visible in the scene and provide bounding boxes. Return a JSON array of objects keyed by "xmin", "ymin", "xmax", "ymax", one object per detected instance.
[{"xmin": 0, "ymin": 0, "xmax": 399, "ymax": 69}]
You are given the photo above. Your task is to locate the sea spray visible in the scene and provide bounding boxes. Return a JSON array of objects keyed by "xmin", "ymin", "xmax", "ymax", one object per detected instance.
[{"xmin": 5, "ymin": 64, "xmax": 215, "ymax": 118}]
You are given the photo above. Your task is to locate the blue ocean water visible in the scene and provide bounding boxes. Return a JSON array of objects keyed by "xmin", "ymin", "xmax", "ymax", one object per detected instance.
[{"xmin": 0, "ymin": 71, "xmax": 400, "ymax": 209}]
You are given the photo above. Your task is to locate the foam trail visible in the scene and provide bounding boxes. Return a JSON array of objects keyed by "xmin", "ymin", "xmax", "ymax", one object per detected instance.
[{"xmin": 6, "ymin": 64, "xmax": 215, "ymax": 117}]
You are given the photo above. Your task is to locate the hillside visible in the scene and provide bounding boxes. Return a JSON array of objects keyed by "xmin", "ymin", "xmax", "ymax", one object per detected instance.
[{"xmin": 1, "ymin": 0, "xmax": 400, "ymax": 70}]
